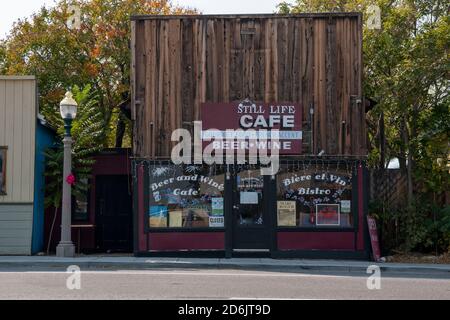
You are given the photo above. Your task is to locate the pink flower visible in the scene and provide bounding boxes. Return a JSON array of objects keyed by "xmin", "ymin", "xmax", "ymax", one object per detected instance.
[{"xmin": 66, "ymin": 174, "xmax": 76, "ymax": 186}]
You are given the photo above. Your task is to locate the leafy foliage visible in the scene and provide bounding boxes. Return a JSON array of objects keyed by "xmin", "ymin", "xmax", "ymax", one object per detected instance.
[
  {"xmin": 0, "ymin": 0, "xmax": 197, "ymax": 147},
  {"xmin": 279, "ymin": 0, "xmax": 450, "ymax": 253}
]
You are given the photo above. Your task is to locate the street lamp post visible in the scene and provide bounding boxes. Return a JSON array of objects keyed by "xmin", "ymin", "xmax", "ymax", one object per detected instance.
[{"xmin": 56, "ymin": 91, "xmax": 78, "ymax": 258}]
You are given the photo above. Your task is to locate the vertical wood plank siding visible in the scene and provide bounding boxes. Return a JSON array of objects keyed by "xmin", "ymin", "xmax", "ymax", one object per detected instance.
[
  {"xmin": 0, "ymin": 77, "xmax": 36, "ymax": 203},
  {"xmin": 131, "ymin": 14, "xmax": 365, "ymax": 158},
  {"xmin": 0, "ymin": 77, "xmax": 36, "ymax": 255}
]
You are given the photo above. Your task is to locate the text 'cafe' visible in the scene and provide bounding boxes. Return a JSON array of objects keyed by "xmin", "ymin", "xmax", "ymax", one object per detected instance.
[{"xmin": 131, "ymin": 13, "xmax": 370, "ymax": 258}]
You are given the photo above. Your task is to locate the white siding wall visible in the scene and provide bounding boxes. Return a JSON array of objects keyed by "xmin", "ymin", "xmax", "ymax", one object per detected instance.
[
  {"xmin": 0, "ymin": 205, "xmax": 33, "ymax": 255},
  {"xmin": 0, "ymin": 76, "xmax": 36, "ymax": 255}
]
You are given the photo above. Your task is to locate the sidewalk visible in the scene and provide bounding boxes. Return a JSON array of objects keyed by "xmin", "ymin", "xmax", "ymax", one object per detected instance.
[{"xmin": 1, "ymin": 256, "xmax": 450, "ymax": 275}]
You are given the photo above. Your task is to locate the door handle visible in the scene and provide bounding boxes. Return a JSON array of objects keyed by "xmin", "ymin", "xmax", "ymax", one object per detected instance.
[{"xmin": 233, "ymin": 205, "xmax": 239, "ymax": 210}]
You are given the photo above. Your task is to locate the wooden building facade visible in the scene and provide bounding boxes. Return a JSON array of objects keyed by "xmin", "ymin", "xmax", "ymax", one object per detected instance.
[
  {"xmin": 131, "ymin": 14, "xmax": 370, "ymax": 259},
  {"xmin": 132, "ymin": 13, "xmax": 365, "ymax": 158}
]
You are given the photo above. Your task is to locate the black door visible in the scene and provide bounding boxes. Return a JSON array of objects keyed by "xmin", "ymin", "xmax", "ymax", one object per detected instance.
[
  {"xmin": 95, "ymin": 175, "xmax": 133, "ymax": 253},
  {"xmin": 232, "ymin": 167, "xmax": 270, "ymax": 250}
]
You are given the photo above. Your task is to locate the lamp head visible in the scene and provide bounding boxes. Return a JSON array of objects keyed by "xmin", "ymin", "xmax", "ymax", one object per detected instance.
[{"xmin": 60, "ymin": 91, "xmax": 78, "ymax": 120}]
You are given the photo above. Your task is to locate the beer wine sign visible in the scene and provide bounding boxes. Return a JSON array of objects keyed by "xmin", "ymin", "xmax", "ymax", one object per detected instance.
[{"xmin": 201, "ymin": 102, "xmax": 303, "ymax": 155}]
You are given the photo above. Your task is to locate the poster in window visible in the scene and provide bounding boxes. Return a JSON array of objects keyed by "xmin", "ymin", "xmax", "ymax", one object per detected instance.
[
  {"xmin": 149, "ymin": 206, "xmax": 168, "ymax": 228},
  {"xmin": 169, "ymin": 210, "xmax": 183, "ymax": 228},
  {"xmin": 340, "ymin": 200, "xmax": 351, "ymax": 213},
  {"xmin": 211, "ymin": 198, "xmax": 224, "ymax": 216},
  {"xmin": 166, "ymin": 191, "xmax": 182, "ymax": 205},
  {"xmin": 209, "ymin": 216, "xmax": 225, "ymax": 228},
  {"xmin": 277, "ymin": 201, "xmax": 297, "ymax": 227},
  {"xmin": 240, "ymin": 192, "xmax": 259, "ymax": 204},
  {"xmin": 316, "ymin": 204, "xmax": 340, "ymax": 226},
  {"xmin": 183, "ymin": 205, "xmax": 210, "ymax": 228},
  {"xmin": 0, "ymin": 147, "xmax": 6, "ymax": 195}
]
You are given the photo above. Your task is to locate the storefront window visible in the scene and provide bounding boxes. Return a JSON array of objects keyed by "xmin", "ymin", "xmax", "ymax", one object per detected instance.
[
  {"xmin": 276, "ymin": 162, "xmax": 354, "ymax": 228},
  {"xmin": 72, "ymin": 179, "xmax": 89, "ymax": 222},
  {"xmin": 148, "ymin": 164, "xmax": 225, "ymax": 229}
]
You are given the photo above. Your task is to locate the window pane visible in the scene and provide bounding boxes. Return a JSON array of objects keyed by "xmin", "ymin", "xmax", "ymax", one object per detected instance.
[
  {"xmin": 149, "ymin": 164, "xmax": 225, "ymax": 229},
  {"xmin": 277, "ymin": 163, "xmax": 354, "ymax": 228},
  {"xmin": 73, "ymin": 178, "xmax": 89, "ymax": 222}
]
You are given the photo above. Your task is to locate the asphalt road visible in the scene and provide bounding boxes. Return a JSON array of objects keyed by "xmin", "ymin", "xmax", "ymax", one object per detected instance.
[{"xmin": 0, "ymin": 268, "xmax": 449, "ymax": 300}]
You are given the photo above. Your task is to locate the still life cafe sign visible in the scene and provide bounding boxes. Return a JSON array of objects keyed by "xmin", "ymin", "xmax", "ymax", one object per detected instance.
[{"xmin": 201, "ymin": 102, "xmax": 303, "ymax": 155}]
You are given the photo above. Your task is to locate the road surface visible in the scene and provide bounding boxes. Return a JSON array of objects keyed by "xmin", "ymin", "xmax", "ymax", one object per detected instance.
[{"xmin": 0, "ymin": 268, "xmax": 449, "ymax": 300}]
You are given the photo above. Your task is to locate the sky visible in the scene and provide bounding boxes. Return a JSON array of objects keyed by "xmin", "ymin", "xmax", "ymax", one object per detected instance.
[{"xmin": 0, "ymin": 0, "xmax": 288, "ymax": 39}]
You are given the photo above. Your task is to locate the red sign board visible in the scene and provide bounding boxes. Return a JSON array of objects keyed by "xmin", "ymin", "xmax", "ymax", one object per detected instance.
[
  {"xmin": 367, "ymin": 216, "xmax": 382, "ymax": 262},
  {"xmin": 201, "ymin": 102, "xmax": 303, "ymax": 155}
]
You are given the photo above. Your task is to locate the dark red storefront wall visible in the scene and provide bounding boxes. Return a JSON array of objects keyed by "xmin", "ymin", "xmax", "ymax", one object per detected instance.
[
  {"xmin": 136, "ymin": 164, "xmax": 367, "ymax": 255},
  {"xmin": 277, "ymin": 165, "xmax": 366, "ymax": 253},
  {"xmin": 84, "ymin": 150, "xmax": 132, "ymax": 251},
  {"xmin": 45, "ymin": 149, "xmax": 132, "ymax": 253},
  {"xmin": 149, "ymin": 233, "xmax": 225, "ymax": 251},
  {"xmin": 277, "ymin": 232, "xmax": 355, "ymax": 251},
  {"xmin": 136, "ymin": 164, "xmax": 225, "ymax": 252}
]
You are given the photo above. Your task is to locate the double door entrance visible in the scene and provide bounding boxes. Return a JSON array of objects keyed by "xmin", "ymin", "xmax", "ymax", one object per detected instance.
[{"xmin": 229, "ymin": 166, "xmax": 273, "ymax": 253}]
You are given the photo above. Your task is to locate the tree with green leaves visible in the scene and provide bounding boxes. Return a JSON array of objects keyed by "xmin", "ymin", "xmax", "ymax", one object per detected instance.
[
  {"xmin": 0, "ymin": 0, "xmax": 196, "ymax": 148},
  {"xmin": 278, "ymin": 0, "xmax": 450, "ymax": 252}
]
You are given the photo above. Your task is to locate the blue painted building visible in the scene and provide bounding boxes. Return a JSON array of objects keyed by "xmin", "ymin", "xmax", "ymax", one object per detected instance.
[{"xmin": 31, "ymin": 115, "xmax": 57, "ymax": 255}]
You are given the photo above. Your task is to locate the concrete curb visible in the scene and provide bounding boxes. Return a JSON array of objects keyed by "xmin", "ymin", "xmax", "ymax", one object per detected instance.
[{"xmin": 0, "ymin": 257, "xmax": 449, "ymax": 276}]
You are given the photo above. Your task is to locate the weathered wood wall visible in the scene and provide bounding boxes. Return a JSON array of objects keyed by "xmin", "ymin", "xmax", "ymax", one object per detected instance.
[{"xmin": 131, "ymin": 14, "xmax": 365, "ymax": 158}]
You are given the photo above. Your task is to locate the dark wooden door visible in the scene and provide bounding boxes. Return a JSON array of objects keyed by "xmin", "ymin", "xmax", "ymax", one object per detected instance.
[
  {"xmin": 232, "ymin": 167, "xmax": 270, "ymax": 250},
  {"xmin": 95, "ymin": 175, "xmax": 133, "ymax": 253}
]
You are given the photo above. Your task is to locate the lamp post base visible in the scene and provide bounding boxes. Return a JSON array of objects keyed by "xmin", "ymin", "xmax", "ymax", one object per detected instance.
[{"xmin": 56, "ymin": 242, "xmax": 76, "ymax": 258}]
